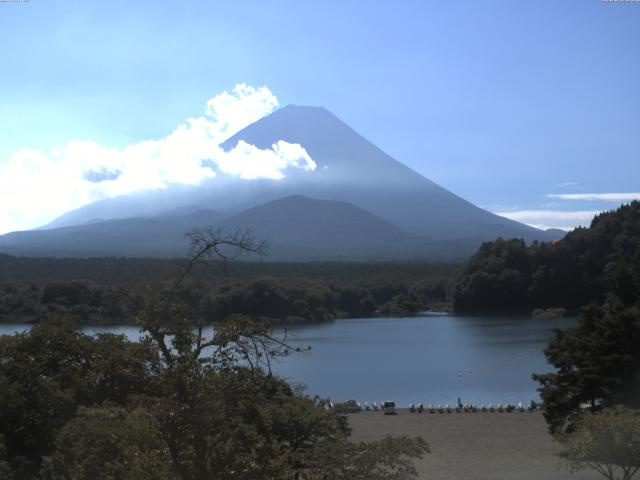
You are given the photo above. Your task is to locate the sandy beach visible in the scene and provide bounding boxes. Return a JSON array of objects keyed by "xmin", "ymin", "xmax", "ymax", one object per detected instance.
[{"xmin": 348, "ymin": 410, "xmax": 601, "ymax": 480}]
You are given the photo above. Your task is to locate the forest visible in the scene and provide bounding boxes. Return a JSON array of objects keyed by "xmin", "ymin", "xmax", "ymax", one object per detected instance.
[
  {"xmin": 451, "ymin": 201, "xmax": 640, "ymax": 314},
  {"xmin": 528, "ymin": 205, "xmax": 640, "ymax": 436},
  {"xmin": 2, "ymin": 202, "xmax": 640, "ymax": 326},
  {"xmin": 0, "ymin": 255, "xmax": 453, "ymax": 325},
  {"xmin": 3, "ymin": 202, "xmax": 640, "ymax": 325}
]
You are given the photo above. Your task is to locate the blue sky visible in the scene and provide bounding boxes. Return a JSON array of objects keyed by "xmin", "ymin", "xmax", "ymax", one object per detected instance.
[{"xmin": 1, "ymin": 0, "xmax": 639, "ymax": 232}]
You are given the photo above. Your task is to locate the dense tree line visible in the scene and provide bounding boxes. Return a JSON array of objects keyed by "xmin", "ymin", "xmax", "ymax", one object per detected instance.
[
  {"xmin": 533, "ymin": 244, "xmax": 640, "ymax": 433},
  {"xmin": 204, "ymin": 276, "xmax": 447, "ymax": 323},
  {"xmin": 451, "ymin": 201, "xmax": 640, "ymax": 313},
  {"xmin": 0, "ymin": 267, "xmax": 451, "ymax": 325},
  {"xmin": 0, "ymin": 230, "xmax": 429, "ymax": 480},
  {"xmin": 0, "ymin": 281, "xmax": 133, "ymax": 325},
  {"xmin": 448, "ymin": 202, "xmax": 640, "ymax": 435},
  {"xmin": 0, "ymin": 253, "xmax": 454, "ymax": 286}
]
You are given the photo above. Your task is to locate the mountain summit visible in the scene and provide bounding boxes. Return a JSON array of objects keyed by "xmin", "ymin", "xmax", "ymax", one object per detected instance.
[
  {"xmin": 223, "ymin": 105, "xmax": 424, "ymax": 186},
  {"xmin": 0, "ymin": 105, "xmax": 557, "ymax": 259},
  {"xmin": 223, "ymin": 105, "xmax": 553, "ymax": 243}
]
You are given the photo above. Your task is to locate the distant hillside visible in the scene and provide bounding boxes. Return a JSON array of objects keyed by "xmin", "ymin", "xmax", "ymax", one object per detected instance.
[
  {"xmin": 544, "ymin": 228, "xmax": 567, "ymax": 238},
  {"xmin": 450, "ymin": 201, "xmax": 640, "ymax": 313},
  {"xmin": 0, "ymin": 210, "xmax": 221, "ymax": 258},
  {"xmin": 218, "ymin": 195, "xmax": 474, "ymax": 260},
  {"xmin": 0, "ymin": 196, "xmax": 475, "ymax": 260},
  {"xmin": 33, "ymin": 104, "xmax": 554, "ymax": 260}
]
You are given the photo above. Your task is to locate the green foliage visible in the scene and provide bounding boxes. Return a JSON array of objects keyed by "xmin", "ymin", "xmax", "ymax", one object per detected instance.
[
  {"xmin": 41, "ymin": 406, "xmax": 172, "ymax": 480},
  {"xmin": 530, "ymin": 203, "xmax": 640, "ymax": 433},
  {"xmin": 0, "ymin": 317, "xmax": 157, "ymax": 478},
  {"xmin": 0, "ymin": 280, "xmax": 131, "ymax": 324},
  {"xmin": 335, "ymin": 285, "xmax": 377, "ymax": 318},
  {"xmin": 0, "ymin": 254, "xmax": 455, "ymax": 287},
  {"xmin": 209, "ymin": 277, "xmax": 338, "ymax": 323},
  {"xmin": 376, "ymin": 293, "xmax": 422, "ymax": 316},
  {"xmin": 451, "ymin": 201, "xmax": 640, "ymax": 313},
  {"xmin": 307, "ymin": 435, "xmax": 430, "ymax": 480},
  {"xmin": 0, "ymin": 313, "xmax": 429, "ymax": 480},
  {"xmin": 0, "ymin": 261, "xmax": 453, "ymax": 325},
  {"xmin": 0, "ymin": 434, "xmax": 13, "ymax": 480},
  {"xmin": 0, "ymin": 231, "xmax": 430, "ymax": 479},
  {"xmin": 558, "ymin": 406, "xmax": 640, "ymax": 480},
  {"xmin": 533, "ymin": 299, "xmax": 640, "ymax": 432},
  {"xmin": 451, "ymin": 238, "xmax": 538, "ymax": 312}
]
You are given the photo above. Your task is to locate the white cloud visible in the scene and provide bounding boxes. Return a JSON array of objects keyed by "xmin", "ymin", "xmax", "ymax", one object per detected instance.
[
  {"xmin": 494, "ymin": 209, "xmax": 602, "ymax": 231},
  {"xmin": 215, "ymin": 140, "xmax": 314, "ymax": 180},
  {"xmin": 556, "ymin": 182, "xmax": 581, "ymax": 188},
  {"xmin": 546, "ymin": 193, "xmax": 640, "ymax": 201},
  {"xmin": 0, "ymin": 84, "xmax": 316, "ymax": 235}
]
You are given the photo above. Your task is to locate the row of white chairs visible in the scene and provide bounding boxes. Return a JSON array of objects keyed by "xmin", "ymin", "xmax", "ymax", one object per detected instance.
[
  {"xmin": 408, "ymin": 402, "xmax": 538, "ymax": 413},
  {"xmin": 359, "ymin": 401, "xmax": 386, "ymax": 411},
  {"xmin": 322, "ymin": 400, "xmax": 540, "ymax": 413}
]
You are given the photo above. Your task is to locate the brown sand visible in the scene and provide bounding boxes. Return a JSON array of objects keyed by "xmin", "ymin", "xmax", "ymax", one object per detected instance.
[{"xmin": 348, "ymin": 410, "xmax": 601, "ymax": 480}]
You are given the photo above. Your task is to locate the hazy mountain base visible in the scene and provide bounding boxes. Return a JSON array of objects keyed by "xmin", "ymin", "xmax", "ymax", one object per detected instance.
[{"xmin": 0, "ymin": 195, "xmax": 477, "ymax": 260}]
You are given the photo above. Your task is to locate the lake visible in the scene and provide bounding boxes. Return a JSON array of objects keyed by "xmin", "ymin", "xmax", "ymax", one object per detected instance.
[{"xmin": 0, "ymin": 314, "xmax": 574, "ymax": 407}]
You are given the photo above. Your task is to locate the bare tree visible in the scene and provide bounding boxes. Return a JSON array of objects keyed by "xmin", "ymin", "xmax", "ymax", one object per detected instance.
[{"xmin": 136, "ymin": 226, "xmax": 304, "ymax": 375}]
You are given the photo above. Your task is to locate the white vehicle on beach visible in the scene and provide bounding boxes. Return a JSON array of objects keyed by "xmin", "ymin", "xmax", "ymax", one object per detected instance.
[{"xmin": 382, "ymin": 401, "xmax": 396, "ymax": 415}]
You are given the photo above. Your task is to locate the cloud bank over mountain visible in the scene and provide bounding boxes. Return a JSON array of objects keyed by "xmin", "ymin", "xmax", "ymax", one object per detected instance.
[
  {"xmin": 0, "ymin": 84, "xmax": 315, "ymax": 234},
  {"xmin": 494, "ymin": 209, "xmax": 602, "ymax": 231},
  {"xmin": 546, "ymin": 192, "xmax": 640, "ymax": 202},
  {"xmin": 492, "ymin": 192, "xmax": 640, "ymax": 230}
]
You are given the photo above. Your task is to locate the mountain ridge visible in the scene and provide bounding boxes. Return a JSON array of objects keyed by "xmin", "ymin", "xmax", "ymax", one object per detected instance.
[
  {"xmin": 1, "ymin": 104, "xmax": 559, "ymax": 259},
  {"xmin": 0, "ymin": 195, "xmax": 475, "ymax": 260}
]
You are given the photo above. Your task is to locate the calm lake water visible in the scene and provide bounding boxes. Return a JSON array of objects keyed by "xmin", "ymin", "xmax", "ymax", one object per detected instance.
[{"xmin": 0, "ymin": 314, "xmax": 575, "ymax": 407}]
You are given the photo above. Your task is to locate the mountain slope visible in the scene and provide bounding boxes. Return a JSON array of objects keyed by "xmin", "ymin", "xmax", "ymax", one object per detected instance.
[
  {"xmin": 0, "ymin": 210, "xmax": 222, "ymax": 257},
  {"xmin": 217, "ymin": 195, "xmax": 473, "ymax": 260},
  {"xmin": 0, "ymin": 196, "xmax": 474, "ymax": 260},
  {"xmin": 16, "ymin": 104, "xmax": 556, "ymax": 259},
  {"xmin": 221, "ymin": 105, "xmax": 555, "ymax": 242}
]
